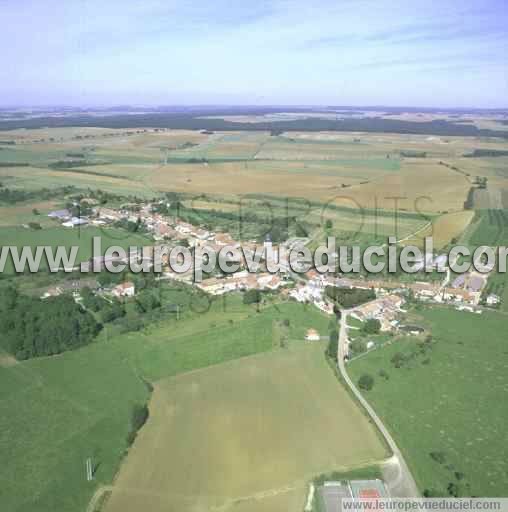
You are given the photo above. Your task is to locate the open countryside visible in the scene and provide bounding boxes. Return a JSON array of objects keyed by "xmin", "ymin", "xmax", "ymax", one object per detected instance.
[
  {"xmin": 105, "ymin": 344, "xmax": 386, "ymax": 512},
  {"xmin": 1, "ymin": 111, "xmax": 508, "ymax": 510},
  {"xmin": 2, "ymin": 1, "xmax": 508, "ymax": 509}
]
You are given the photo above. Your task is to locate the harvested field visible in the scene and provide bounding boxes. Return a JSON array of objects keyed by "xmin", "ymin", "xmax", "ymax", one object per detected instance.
[{"xmin": 105, "ymin": 344, "xmax": 387, "ymax": 512}]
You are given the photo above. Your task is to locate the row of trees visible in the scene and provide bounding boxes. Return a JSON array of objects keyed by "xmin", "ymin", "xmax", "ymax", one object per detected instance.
[{"xmin": 0, "ymin": 186, "xmax": 76, "ymax": 204}]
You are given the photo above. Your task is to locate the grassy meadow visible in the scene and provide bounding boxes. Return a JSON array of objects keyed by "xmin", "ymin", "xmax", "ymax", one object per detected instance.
[{"xmin": 349, "ymin": 306, "xmax": 508, "ymax": 496}]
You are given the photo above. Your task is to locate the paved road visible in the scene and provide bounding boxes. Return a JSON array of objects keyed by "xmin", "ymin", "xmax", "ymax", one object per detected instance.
[{"xmin": 337, "ymin": 309, "xmax": 420, "ymax": 497}]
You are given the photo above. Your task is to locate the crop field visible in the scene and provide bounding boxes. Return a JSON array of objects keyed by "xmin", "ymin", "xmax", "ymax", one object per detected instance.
[
  {"xmin": 2, "ymin": 128, "xmax": 502, "ymax": 206},
  {"xmin": 2, "ymin": 126, "xmax": 505, "ymax": 247},
  {"xmin": 458, "ymin": 209, "xmax": 508, "ymax": 310},
  {"xmin": 461, "ymin": 209, "xmax": 508, "ymax": 247},
  {"xmin": 104, "ymin": 342, "xmax": 387, "ymax": 512},
  {"xmin": 0, "ymin": 127, "xmax": 504, "ymax": 273},
  {"xmin": 349, "ymin": 307, "xmax": 508, "ymax": 496},
  {"xmin": 0, "ymin": 296, "xmax": 334, "ymax": 512},
  {"xmin": 401, "ymin": 211, "xmax": 474, "ymax": 249},
  {"xmin": 177, "ymin": 192, "xmax": 431, "ymax": 246}
]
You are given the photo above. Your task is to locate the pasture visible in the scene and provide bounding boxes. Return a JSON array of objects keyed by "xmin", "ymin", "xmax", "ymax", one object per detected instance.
[
  {"xmin": 104, "ymin": 342, "xmax": 387, "ymax": 512},
  {"xmin": 0, "ymin": 296, "xmax": 334, "ymax": 512},
  {"xmin": 349, "ymin": 307, "xmax": 508, "ymax": 496}
]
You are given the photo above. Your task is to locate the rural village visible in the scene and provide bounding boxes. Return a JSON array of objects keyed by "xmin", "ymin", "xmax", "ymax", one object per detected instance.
[{"xmin": 40, "ymin": 198, "xmax": 498, "ymax": 361}]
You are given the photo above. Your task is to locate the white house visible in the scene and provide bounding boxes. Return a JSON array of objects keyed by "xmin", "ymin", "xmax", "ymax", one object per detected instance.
[
  {"xmin": 112, "ymin": 282, "xmax": 136, "ymax": 298},
  {"xmin": 486, "ymin": 294, "xmax": 500, "ymax": 306}
]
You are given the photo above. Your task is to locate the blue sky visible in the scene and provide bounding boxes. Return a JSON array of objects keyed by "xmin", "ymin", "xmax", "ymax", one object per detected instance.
[{"xmin": 1, "ymin": 0, "xmax": 507, "ymax": 107}]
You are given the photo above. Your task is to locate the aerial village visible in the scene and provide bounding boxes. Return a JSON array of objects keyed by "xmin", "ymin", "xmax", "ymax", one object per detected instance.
[{"xmin": 43, "ymin": 199, "xmax": 498, "ymax": 336}]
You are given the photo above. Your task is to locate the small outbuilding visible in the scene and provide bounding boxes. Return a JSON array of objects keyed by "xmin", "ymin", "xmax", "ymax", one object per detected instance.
[{"xmin": 305, "ymin": 328, "xmax": 320, "ymax": 341}]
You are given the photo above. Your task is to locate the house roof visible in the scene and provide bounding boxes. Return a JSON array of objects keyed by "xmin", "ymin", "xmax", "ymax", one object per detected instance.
[
  {"xmin": 48, "ymin": 209, "xmax": 70, "ymax": 218},
  {"xmin": 443, "ymin": 287, "xmax": 475, "ymax": 300},
  {"xmin": 114, "ymin": 281, "xmax": 135, "ymax": 291}
]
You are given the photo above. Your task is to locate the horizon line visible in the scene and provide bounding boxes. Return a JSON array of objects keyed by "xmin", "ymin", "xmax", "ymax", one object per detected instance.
[{"xmin": 1, "ymin": 103, "xmax": 507, "ymax": 112}]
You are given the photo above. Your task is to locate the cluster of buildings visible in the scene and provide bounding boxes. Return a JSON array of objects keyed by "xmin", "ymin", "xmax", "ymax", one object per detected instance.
[
  {"xmin": 195, "ymin": 271, "xmax": 285, "ymax": 295},
  {"xmin": 47, "ymin": 200, "xmax": 499, "ymax": 315},
  {"xmin": 350, "ymin": 294, "xmax": 405, "ymax": 331},
  {"xmin": 408, "ymin": 269, "xmax": 487, "ymax": 307},
  {"xmin": 48, "ymin": 208, "xmax": 89, "ymax": 228}
]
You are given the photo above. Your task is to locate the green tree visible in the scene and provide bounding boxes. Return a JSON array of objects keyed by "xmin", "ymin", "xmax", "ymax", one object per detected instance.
[
  {"xmin": 135, "ymin": 291, "xmax": 161, "ymax": 313},
  {"xmin": 391, "ymin": 352, "xmax": 406, "ymax": 368},
  {"xmin": 362, "ymin": 318, "xmax": 381, "ymax": 334},
  {"xmin": 0, "ymin": 290, "xmax": 100, "ymax": 360},
  {"xmin": 243, "ymin": 289, "xmax": 261, "ymax": 305},
  {"xmin": 327, "ymin": 330, "xmax": 339, "ymax": 358},
  {"xmin": 350, "ymin": 339, "xmax": 367, "ymax": 354},
  {"xmin": 358, "ymin": 374, "xmax": 374, "ymax": 391},
  {"xmin": 101, "ymin": 300, "xmax": 125, "ymax": 323}
]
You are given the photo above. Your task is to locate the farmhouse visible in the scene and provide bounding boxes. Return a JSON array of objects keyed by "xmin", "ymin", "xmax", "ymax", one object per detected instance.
[
  {"xmin": 256, "ymin": 273, "xmax": 284, "ymax": 290},
  {"xmin": 41, "ymin": 286, "xmax": 63, "ymax": 299},
  {"xmin": 174, "ymin": 221, "xmax": 194, "ymax": 235},
  {"xmin": 351, "ymin": 294, "xmax": 403, "ymax": 331},
  {"xmin": 197, "ymin": 277, "xmax": 227, "ymax": 295},
  {"xmin": 442, "ymin": 287, "xmax": 480, "ymax": 305},
  {"xmin": 409, "ymin": 281, "xmax": 440, "ymax": 299},
  {"xmin": 290, "ymin": 282, "xmax": 323, "ymax": 303},
  {"xmin": 96, "ymin": 208, "xmax": 124, "ymax": 221},
  {"xmin": 112, "ymin": 282, "xmax": 136, "ymax": 298},
  {"xmin": 153, "ymin": 222, "xmax": 177, "ymax": 239}
]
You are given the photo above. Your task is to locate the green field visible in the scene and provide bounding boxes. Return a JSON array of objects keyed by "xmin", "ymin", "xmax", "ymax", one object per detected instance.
[
  {"xmin": 0, "ymin": 296, "xmax": 335, "ymax": 512},
  {"xmin": 459, "ymin": 209, "xmax": 508, "ymax": 310},
  {"xmin": 349, "ymin": 306, "xmax": 508, "ymax": 496},
  {"xmin": 104, "ymin": 342, "xmax": 387, "ymax": 512},
  {"xmin": 462, "ymin": 209, "xmax": 508, "ymax": 247}
]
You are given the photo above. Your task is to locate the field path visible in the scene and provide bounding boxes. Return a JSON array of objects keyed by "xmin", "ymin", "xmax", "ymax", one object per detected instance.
[
  {"xmin": 395, "ymin": 220, "xmax": 432, "ymax": 244},
  {"xmin": 338, "ymin": 309, "xmax": 420, "ymax": 497},
  {"xmin": 86, "ymin": 485, "xmax": 113, "ymax": 512}
]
